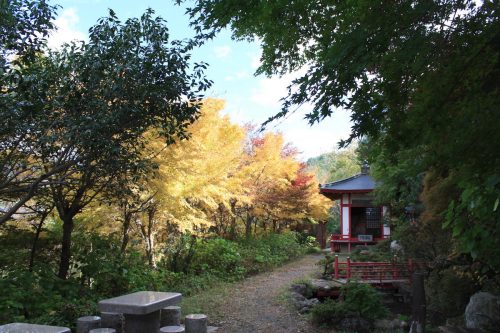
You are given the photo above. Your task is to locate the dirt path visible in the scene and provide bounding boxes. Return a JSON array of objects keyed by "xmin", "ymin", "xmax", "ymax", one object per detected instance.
[{"xmin": 182, "ymin": 253, "xmax": 328, "ymax": 333}]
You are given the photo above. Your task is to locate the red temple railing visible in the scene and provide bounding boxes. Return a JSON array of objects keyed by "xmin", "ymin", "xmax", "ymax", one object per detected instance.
[
  {"xmin": 333, "ymin": 255, "xmax": 420, "ymax": 283},
  {"xmin": 330, "ymin": 234, "xmax": 389, "ymax": 252}
]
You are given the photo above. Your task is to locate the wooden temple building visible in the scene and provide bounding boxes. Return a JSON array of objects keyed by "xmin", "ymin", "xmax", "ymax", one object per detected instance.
[{"xmin": 319, "ymin": 163, "xmax": 390, "ymax": 252}]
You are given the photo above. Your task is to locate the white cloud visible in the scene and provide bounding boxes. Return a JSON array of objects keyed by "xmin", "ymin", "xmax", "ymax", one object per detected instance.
[
  {"xmin": 214, "ymin": 45, "xmax": 231, "ymax": 58},
  {"xmin": 225, "ymin": 71, "xmax": 249, "ymax": 81},
  {"xmin": 47, "ymin": 8, "xmax": 87, "ymax": 49},
  {"xmin": 250, "ymin": 76, "xmax": 288, "ymax": 108},
  {"xmin": 250, "ymin": 67, "xmax": 307, "ymax": 108},
  {"xmin": 250, "ymin": 54, "xmax": 261, "ymax": 69},
  {"xmin": 235, "ymin": 71, "xmax": 248, "ymax": 78},
  {"xmin": 279, "ymin": 111, "xmax": 352, "ymax": 160}
]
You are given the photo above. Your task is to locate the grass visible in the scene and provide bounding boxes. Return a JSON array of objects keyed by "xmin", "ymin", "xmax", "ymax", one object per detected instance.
[{"xmin": 180, "ymin": 280, "xmax": 235, "ymax": 322}]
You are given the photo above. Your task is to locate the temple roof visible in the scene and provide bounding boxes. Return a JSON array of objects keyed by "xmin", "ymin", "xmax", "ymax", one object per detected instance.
[{"xmin": 319, "ymin": 172, "xmax": 376, "ymax": 199}]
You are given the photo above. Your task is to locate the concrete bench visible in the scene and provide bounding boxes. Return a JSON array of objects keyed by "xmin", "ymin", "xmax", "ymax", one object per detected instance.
[{"xmin": 0, "ymin": 323, "xmax": 71, "ymax": 333}]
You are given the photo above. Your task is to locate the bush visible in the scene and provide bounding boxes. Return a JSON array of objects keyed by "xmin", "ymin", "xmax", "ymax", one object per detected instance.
[
  {"xmin": 0, "ymin": 266, "xmax": 98, "ymax": 328},
  {"xmin": 310, "ymin": 282, "xmax": 388, "ymax": 328},
  {"xmin": 190, "ymin": 238, "xmax": 245, "ymax": 281},
  {"xmin": 0, "ymin": 227, "xmax": 312, "ymax": 326},
  {"xmin": 340, "ymin": 282, "xmax": 389, "ymax": 321},
  {"xmin": 311, "ymin": 298, "xmax": 347, "ymax": 326},
  {"xmin": 239, "ymin": 232, "xmax": 307, "ymax": 274},
  {"xmin": 426, "ymin": 268, "xmax": 478, "ymax": 324},
  {"xmin": 350, "ymin": 241, "xmax": 393, "ymax": 262}
]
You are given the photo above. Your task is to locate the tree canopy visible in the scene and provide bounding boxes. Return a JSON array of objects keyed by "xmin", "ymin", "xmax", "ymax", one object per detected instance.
[
  {"xmin": 1, "ymin": 4, "xmax": 212, "ymax": 277},
  {"xmin": 181, "ymin": 0, "xmax": 500, "ymax": 272}
]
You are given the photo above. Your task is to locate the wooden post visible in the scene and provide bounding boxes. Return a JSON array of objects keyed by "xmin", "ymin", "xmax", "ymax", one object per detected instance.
[
  {"xmin": 334, "ymin": 255, "xmax": 339, "ymax": 278},
  {"xmin": 346, "ymin": 256, "xmax": 351, "ymax": 279},
  {"xmin": 409, "ymin": 258, "xmax": 414, "ymax": 277},
  {"xmin": 392, "ymin": 255, "xmax": 397, "ymax": 279},
  {"xmin": 409, "ymin": 272, "xmax": 426, "ymax": 333}
]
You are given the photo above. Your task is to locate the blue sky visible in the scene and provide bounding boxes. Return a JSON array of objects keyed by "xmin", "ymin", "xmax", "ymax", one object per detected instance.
[{"xmin": 49, "ymin": 0, "xmax": 352, "ymax": 160}]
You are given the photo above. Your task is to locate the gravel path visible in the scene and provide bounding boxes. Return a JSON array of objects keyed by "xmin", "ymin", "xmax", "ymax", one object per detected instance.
[{"xmin": 209, "ymin": 253, "xmax": 327, "ymax": 333}]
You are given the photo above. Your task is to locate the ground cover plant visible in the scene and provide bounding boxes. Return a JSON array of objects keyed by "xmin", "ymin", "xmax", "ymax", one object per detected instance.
[{"xmin": 0, "ymin": 227, "xmax": 315, "ymax": 326}]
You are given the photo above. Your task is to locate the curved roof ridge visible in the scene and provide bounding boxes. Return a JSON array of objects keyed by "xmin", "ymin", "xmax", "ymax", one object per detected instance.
[
  {"xmin": 321, "ymin": 173, "xmax": 363, "ymax": 187},
  {"xmin": 320, "ymin": 173, "xmax": 376, "ymax": 192}
]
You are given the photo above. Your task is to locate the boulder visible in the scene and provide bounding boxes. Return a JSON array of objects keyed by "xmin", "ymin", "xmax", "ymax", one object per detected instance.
[
  {"xmin": 309, "ymin": 279, "xmax": 342, "ymax": 291},
  {"xmin": 290, "ymin": 283, "xmax": 308, "ymax": 296},
  {"xmin": 338, "ymin": 316, "xmax": 372, "ymax": 333},
  {"xmin": 374, "ymin": 318, "xmax": 407, "ymax": 331},
  {"xmin": 390, "ymin": 240, "xmax": 403, "ymax": 253},
  {"xmin": 374, "ymin": 319, "xmax": 392, "ymax": 330},
  {"xmin": 465, "ymin": 292, "xmax": 500, "ymax": 332}
]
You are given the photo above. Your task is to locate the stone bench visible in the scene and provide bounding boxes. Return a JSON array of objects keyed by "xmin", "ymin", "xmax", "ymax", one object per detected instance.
[{"xmin": 0, "ymin": 323, "xmax": 71, "ymax": 333}]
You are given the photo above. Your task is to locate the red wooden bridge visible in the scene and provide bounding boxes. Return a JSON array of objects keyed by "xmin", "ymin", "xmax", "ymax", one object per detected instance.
[{"xmin": 332, "ymin": 255, "xmax": 421, "ymax": 286}]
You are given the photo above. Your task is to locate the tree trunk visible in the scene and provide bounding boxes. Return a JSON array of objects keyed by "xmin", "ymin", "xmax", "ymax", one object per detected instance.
[
  {"xmin": 245, "ymin": 211, "xmax": 253, "ymax": 239},
  {"xmin": 58, "ymin": 215, "xmax": 74, "ymax": 279},
  {"xmin": 229, "ymin": 200, "xmax": 237, "ymax": 240},
  {"xmin": 121, "ymin": 211, "xmax": 133, "ymax": 254},
  {"xmin": 29, "ymin": 212, "xmax": 49, "ymax": 271},
  {"xmin": 410, "ymin": 272, "xmax": 426, "ymax": 333}
]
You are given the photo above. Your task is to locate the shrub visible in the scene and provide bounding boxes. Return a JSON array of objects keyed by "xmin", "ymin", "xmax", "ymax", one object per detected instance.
[
  {"xmin": 341, "ymin": 282, "xmax": 389, "ymax": 321},
  {"xmin": 318, "ymin": 254, "xmax": 335, "ymax": 277},
  {"xmin": 239, "ymin": 232, "xmax": 307, "ymax": 274},
  {"xmin": 310, "ymin": 282, "xmax": 388, "ymax": 328},
  {"xmin": 426, "ymin": 268, "xmax": 478, "ymax": 323},
  {"xmin": 350, "ymin": 241, "xmax": 393, "ymax": 262},
  {"xmin": 310, "ymin": 298, "xmax": 347, "ymax": 326},
  {"xmin": 190, "ymin": 238, "xmax": 245, "ymax": 281}
]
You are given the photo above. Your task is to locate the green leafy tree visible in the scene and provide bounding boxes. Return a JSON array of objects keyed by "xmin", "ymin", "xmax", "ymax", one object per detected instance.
[
  {"xmin": 181, "ymin": 0, "xmax": 500, "ymax": 272},
  {"xmin": 2, "ymin": 8, "xmax": 211, "ymax": 279},
  {"xmin": 0, "ymin": 0, "xmax": 58, "ymax": 222}
]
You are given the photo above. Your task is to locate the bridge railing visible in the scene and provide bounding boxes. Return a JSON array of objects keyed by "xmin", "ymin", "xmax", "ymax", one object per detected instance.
[{"xmin": 333, "ymin": 255, "xmax": 421, "ymax": 283}]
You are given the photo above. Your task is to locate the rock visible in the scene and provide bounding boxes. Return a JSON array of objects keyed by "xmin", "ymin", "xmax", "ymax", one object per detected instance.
[
  {"xmin": 309, "ymin": 279, "xmax": 342, "ymax": 292},
  {"xmin": 290, "ymin": 283, "xmax": 308, "ymax": 296},
  {"xmin": 374, "ymin": 318, "xmax": 406, "ymax": 331},
  {"xmin": 292, "ymin": 293, "xmax": 319, "ymax": 314},
  {"xmin": 290, "ymin": 292, "xmax": 307, "ymax": 310},
  {"xmin": 437, "ymin": 325, "xmax": 478, "ymax": 333},
  {"xmin": 391, "ymin": 318, "xmax": 403, "ymax": 329},
  {"xmin": 374, "ymin": 319, "xmax": 392, "ymax": 330},
  {"xmin": 290, "ymin": 291, "xmax": 307, "ymax": 302},
  {"xmin": 390, "ymin": 240, "xmax": 403, "ymax": 253},
  {"xmin": 338, "ymin": 316, "xmax": 372, "ymax": 333},
  {"xmin": 465, "ymin": 292, "xmax": 500, "ymax": 332},
  {"xmin": 309, "ymin": 298, "xmax": 320, "ymax": 306}
]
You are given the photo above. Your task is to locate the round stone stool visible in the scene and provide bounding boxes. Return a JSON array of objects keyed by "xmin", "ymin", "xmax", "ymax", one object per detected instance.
[
  {"xmin": 161, "ymin": 305, "xmax": 182, "ymax": 326},
  {"xmin": 89, "ymin": 329, "xmax": 116, "ymax": 333},
  {"xmin": 77, "ymin": 316, "xmax": 101, "ymax": 333},
  {"xmin": 185, "ymin": 314, "xmax": 207, "ymax": 333},
  {"xmin": 160, "ymin": 326, "xmax": 185, "ymax": 333},
  {"xmin": 100, "ymin": 312, "xmax": 124, "ymax": 333}
]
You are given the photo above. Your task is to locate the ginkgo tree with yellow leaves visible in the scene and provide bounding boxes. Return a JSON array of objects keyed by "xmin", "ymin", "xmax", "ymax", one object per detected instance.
[{"xmin": 89, "ymin": 99, "xmax": 331, "ymax": 265}]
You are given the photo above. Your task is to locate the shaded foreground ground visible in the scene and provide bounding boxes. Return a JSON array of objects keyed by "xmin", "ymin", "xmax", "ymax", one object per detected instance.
[{"xmin": 182, "ymin": 253, "xmax": 329, "ymax": 333}]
